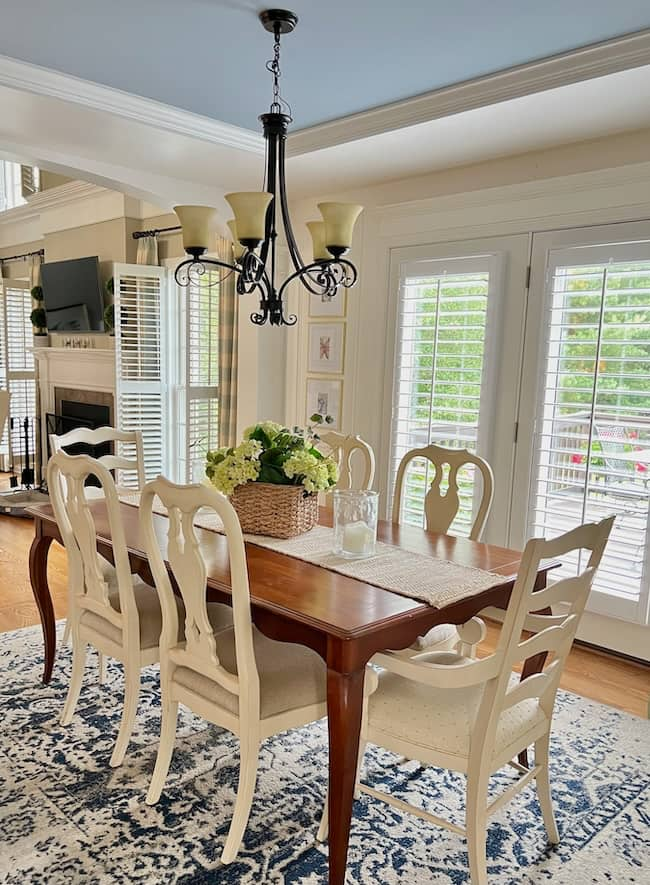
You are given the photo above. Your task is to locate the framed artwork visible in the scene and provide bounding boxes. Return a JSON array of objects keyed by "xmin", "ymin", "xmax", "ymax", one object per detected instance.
[
  {"xmin": 306, "ymin": 378, "xmax": 342, "ymax": 430},
  {"xmin": 308, "ymin": 289, "xmax": 346, "ymax": 318},
  {"xmin": 308, "ymin": 323, "xmax": 345, "ymax": 374}
]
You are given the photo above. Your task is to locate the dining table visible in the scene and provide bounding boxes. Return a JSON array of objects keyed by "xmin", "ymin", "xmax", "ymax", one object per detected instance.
[{"xmin": 27, "ymin": 500, "xmax": 557, "ymax": 885}]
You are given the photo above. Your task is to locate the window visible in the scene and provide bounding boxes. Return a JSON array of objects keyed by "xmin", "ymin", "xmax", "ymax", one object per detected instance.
[
  {"xmin": 184, "ymin": 269, "xmax": 220, "ymax": 482},
  {"xmin": 114, "ymin": 266, "xmax": 169, "ymax": 485},
  {"xmin": 0, "ymin": 162, "xmax": 39, "ymax": 212},
  {"xmin": 526, "ymin": 247, "xmax": 650, "ymax": 624},
  {"xmin": 389, "ymin": 256, "xmax": 495, "ymax": 535},
  {"xmin": 0, "ymin": 281, "xmax": 36, "ymax": 473}
]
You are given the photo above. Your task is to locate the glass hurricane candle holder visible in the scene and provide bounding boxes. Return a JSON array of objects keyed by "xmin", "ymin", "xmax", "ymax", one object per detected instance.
[{"xmin": 333, "ymin": 490, "xmax": 379, "ymax": 559}]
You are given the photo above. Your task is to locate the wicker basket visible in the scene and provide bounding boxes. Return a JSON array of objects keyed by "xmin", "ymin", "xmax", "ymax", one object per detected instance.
[{"xmin": 229, "ymin": 482, "xmax": 319, "ymax": 538}]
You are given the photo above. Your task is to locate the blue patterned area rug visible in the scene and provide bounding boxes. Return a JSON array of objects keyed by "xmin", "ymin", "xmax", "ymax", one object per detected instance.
[{"xmin": 0, "ymin": 623, "xmax": 648, "ymax": 884}]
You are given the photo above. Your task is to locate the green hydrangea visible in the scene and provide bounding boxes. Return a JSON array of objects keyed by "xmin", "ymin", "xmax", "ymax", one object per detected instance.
[
  {"xmin": 283, "ymin": 449, "xmax": 334, "ymax": 494},
  {"xmin": 206, "ymin": 419, "xmax": 338, "ymax": 496}
]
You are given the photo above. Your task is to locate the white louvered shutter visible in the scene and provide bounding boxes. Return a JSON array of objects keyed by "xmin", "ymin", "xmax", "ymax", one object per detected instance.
[
  {"xmin": 528, "ymin": 247, "xmax": 650, "ymax": 623},
  {"xmin": 114, "ymin": 264, "xmax": 170, "ymax": 485},
  {"xmin": 389, "ymin": 256, "xmax": 495, "ymax": 535},
  {"xmin": 3, "ymin": 282, "xmax": 36, "ymax": 473},
  {"xmin": 184, "ymin": 269, "xmax": 220, "ymax": 482}
]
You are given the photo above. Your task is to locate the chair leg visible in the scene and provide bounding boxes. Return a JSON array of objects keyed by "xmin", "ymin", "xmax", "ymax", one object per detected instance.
[
  {"xmin": 146, "ymin": 694, "xmax": 179, "ymax": 805},
  {"xmin": 98, "ymin": 652, "xmax": 107, "ymax": 685},
  {"xmin": 60, "ymin": 639, "xmax": 88, "ymax": 725},
  {"xmin": 62, "ymin": 619, "xmax": 72, "ymax": 648},
  {"xmin": 466, "ymin": 773, "xmax": 489, "ymax": 885},
  {"xmin": 109, "ymin": 667, "xmax": 141, "ymax": 768},
  {"xmin": 221, "ymin": 731, "xmax": 260, "ymax": 864},
  {"xmin": 535, "ymin": 733, "xmax": 559, "ymax": 844}
]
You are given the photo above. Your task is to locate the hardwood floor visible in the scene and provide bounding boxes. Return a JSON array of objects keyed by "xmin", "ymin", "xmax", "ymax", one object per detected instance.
[{"xmin": 0, "ymin": 512, "xmax": 647, "ymax": 718}]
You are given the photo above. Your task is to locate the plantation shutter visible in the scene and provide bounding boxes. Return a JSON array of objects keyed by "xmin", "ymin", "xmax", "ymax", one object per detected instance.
[
  {"xmin": 114, "ymin": 264, "xmax": 169, "ymax": 485},
  {"xmin": 390, "ymin": 256, "xmax": 495, "ymax": 535},
  {"xmin": 186, "ymin": 268, "xmax": 220, "ymax": 482},
  {"xmin": 2, "ymin": 282, "xmax": 36, "ymax": 473},
  {"xmin": 527, "ymin": 244, "xmax": 650, "ymax": 623},
  {"xmin": 20, "ymin": 165, "xmax": 40, "ymax": 199}
]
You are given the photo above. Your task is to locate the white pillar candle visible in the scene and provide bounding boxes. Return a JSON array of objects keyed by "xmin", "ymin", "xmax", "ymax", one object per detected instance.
[{"xmin": 342, "ymin": 520, "xmax": 373, "ymax": 556}]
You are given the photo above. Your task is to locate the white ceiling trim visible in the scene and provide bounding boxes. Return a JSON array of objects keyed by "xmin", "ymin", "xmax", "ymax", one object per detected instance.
[
  {"xmin": 0, "ymin": 181, "xmax": 108, "ymax": 227},
  {"xmin": 0, "ymin": 54, "xmax": 264, "ymax": 155},
  {"xmin": 287, "ymin": 28, "xmax": 650, "ymax": 155}
]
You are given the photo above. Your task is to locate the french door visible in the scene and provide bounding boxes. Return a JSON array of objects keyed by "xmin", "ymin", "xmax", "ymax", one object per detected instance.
[
  {"xmin": 512, "ymin": 222, "xmax": 650, "ymax": 634},
  {"xmin": 381, "ymin": 235, "xmax": 530, "ymax": 541}
]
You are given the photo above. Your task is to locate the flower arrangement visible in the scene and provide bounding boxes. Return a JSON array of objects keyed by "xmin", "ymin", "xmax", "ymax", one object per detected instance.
[{"xmin": 205, "ymin": 419, "xmax": 339, "ymax": 497}]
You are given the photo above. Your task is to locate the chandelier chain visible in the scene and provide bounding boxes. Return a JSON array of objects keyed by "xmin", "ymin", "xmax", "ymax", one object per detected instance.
[{"xmin": 266, "ymin": 29, "xmax": 292, "ymax": 120}]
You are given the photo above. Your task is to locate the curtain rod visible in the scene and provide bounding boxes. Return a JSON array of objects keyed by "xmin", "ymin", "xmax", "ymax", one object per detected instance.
[
  {"xmin": 132, "ymin": 225, "xmax": 181, "ymax": 240},
  {"xmin": 0, "ymin": 248, "xmax": 45, "ymax": 263}
]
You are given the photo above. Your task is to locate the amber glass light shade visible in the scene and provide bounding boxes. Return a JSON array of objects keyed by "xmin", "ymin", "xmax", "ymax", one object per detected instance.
[
  {"xmin": 306, "ymin": 221, "xmax": 330, "ymax": 261},
  {"xmin": 225, "ymin": 192, "xmax": 273, "ymax": 245},
  {"xmin": 227, "ymin": 220, "xmax": 247, "ymax": 260},
  {"xmin": 317, "ymin": 202, "xmax": 363, "ymax": 253},
  {"xmin": 174, "ymin": 205, "xmax": 218, "ymax": 252}
]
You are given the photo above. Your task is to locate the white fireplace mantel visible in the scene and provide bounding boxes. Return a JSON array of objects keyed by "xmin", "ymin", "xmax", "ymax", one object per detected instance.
[{"xmin": 34, "ymin": 347, "xmax": 117, "ymax": 467}]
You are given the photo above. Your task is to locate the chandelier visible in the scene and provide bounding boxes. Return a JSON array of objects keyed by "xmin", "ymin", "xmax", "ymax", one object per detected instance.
[{"xmin": 173, "ymin": 9, "xmax": 363, "ymax": 327}]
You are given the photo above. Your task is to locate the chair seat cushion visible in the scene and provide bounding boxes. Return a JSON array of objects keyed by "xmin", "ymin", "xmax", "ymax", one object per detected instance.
[
  {"xmin": 411, "ymin": 623, "xmax": 458, "ymax": 651},
  {"xmin": 80, "ymin": 578, "xmax": 233, "ymax": 652},
  {"xmin": 368, "ymin": 670, "xmax": 547, "ymax": 763},
  {"xmin": 173, "ymin": 626, "xmax": 329, "ymax": 720}
]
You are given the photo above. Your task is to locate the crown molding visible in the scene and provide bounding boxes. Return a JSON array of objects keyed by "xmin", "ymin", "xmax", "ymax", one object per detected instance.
[
  {"xmin": 0, "ymin": 55, "xmax": 264, "ymax": 155},
  {"xmin": 0, "ymin": 181, "xmax": 109, "ymax": 226},
  {"xmin": 287, "ymin": 29, "xmax": 650, "ymax": 156}
]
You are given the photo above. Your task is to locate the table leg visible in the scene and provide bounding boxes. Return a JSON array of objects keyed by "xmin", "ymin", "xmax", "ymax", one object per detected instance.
[
  {"xmin": 326, "ymin": 666, "xmax": 365, "ymax": 885},
  {"xmin": 28, "ymin": 531, "xmax": 56, "ymax": 684}
]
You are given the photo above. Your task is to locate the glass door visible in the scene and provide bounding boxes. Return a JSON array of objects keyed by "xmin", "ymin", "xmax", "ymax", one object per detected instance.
[
  {"xmin": 381, "ymin": 235, "xmax": 530, "ymax": 541},
  {"xmin": 513, "ymin": 223, "xmax": 650, "ymax": 628}
]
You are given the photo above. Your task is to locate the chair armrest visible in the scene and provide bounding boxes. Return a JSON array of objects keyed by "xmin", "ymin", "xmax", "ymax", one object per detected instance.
[{"xmin": 372, "ymin": 648, "xmax": 503, "ymax": 689}]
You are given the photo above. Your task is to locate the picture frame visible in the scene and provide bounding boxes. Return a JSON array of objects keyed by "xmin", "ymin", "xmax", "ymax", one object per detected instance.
[
  {"xmin": 306, "ymin": 378, "xmax": 342, "ymax": 430},
  {"xmin": 308, "ymin": 323, "xmax": 345, "ymax": 374},
  {"xmin": 308, "ymin": 289, "xmax": 346, "ymax": 318}
]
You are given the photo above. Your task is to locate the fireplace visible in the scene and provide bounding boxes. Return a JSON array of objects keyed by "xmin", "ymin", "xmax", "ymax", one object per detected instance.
[{"xmin": 48, "ymin": 387, "xmax": 114, "ymax": 484}]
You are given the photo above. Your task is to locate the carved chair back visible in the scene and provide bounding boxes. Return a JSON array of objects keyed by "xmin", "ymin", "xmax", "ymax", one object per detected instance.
[
  {"xmin": 139, "ymin": 478, "xmax": 259, "ymax": 717},
  {"xmin": 47, "ymin": 451, "xmax": 138, "ymax": 645},
  {"xmin": 50, "ymin": 426, "xmax": 146, "ymax": 490},
  {"xmin": 392, "ymin": 444, "xmax": 494, "ymax": 540}
]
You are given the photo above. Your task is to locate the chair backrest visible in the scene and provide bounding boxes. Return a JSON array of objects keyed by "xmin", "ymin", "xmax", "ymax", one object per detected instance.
[
  {"xmin": 472, "ymin": 515, "xmax": 614, "ymax": 760},
  {"xmin": 49, "ymin": 425, "xmax": 146, "ymax": 490},
  {"xmin": 47, "ymin": 451, "xmax": 137, "ymax": 643},
  {"xmin": 139, "ymin": 478, "xmax": 259, "ymax": 718},
  {"xmin": 392, "ymin": 444, "xmax": 494, "ymax": 540},
  {"xmin": 319, "ymin": 430, "xmax": 375, "ymax": 492}
]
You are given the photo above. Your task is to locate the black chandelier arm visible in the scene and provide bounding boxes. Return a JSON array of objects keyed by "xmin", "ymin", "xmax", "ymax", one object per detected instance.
[
  {"xmin": 277, "ymin": 135, "xmax": 306, "ymax": 275},
  {"xmin": 277, "ymin": 257, "xmax": 358, "ymax": 305},
  {"xmin": 174, "ymin": 256, "xmax": 238, "ymax": 288}
]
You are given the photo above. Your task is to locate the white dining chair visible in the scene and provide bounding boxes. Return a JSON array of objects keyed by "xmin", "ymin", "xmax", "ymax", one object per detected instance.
[
  {"xmin": 49, "ymin": 425, "xmax": 146, "ymax": 492},
  {"xmin": 47, "ymin": 451, "xmax": 232, "ymax": 768},
  {"xmin": 386, "ymin": 444, "xmax": 495, "ymax": 661},
  {"xmin": 319, "ymin": 430, "xmax": 376, "ymax": 493},
  {"xmin": 51, "ymin": 426, "xmax": 146, "ymax": 664},
  {"xmin": 353, "ymin": 515, "xmax": 614, "ymax": 885},
  {"xmin": 140, "ymin": 477, "xmax": 371, "ymax": 864}
]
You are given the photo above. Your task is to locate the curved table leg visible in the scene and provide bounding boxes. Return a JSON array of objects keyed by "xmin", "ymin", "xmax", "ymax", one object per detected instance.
[{"xmin": 28, "ymin": 530, "xmax": 56, "ymax": 684}]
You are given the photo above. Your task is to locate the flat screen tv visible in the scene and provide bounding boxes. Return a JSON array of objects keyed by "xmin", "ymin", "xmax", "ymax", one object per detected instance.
[{"xmin": 41, "ymin": 256, "xmax": 105, "ymax": 332}]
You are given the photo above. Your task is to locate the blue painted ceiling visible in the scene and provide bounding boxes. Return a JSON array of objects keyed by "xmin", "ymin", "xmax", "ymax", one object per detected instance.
[{"xmin": 2, "ymin": 0, "xmax": 650, "ymax": 132}]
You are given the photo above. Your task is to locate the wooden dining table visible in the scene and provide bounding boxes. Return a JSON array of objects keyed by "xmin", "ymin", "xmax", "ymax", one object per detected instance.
[{"xmin": 27, "ymin": 500, "xmax": 556, "ymax": 885}]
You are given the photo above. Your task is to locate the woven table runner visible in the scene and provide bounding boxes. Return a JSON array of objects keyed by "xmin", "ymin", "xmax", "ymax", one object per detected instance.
[{"xmin": 120, "ymin": 494, "xmax": 502, "ymax": 609}]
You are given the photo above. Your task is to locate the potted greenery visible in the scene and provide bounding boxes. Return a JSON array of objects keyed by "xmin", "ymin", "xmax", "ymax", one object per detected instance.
[
  {"xmin": 205, "ymin": 420, "xmax": 339, "ymax": 538},
  {"xmin": 30, "ymin": 285, "xmax": 48, "ymax": 346}
]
